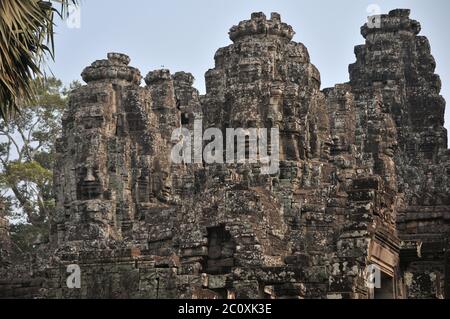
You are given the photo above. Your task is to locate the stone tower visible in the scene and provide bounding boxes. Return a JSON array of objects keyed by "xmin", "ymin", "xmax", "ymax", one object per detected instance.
[{"xmin": 326, "ymin": 9, "xmax": 450, "ymax": 298}]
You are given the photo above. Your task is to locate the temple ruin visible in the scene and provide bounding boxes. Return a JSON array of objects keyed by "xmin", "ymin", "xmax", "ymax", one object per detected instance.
[{"xmin": 0, "ymin": 9, "xmax": 449, "ymax": 299}]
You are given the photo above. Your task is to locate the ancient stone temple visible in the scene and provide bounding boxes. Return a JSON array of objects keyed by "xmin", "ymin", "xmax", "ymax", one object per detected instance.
[{"xmin": 0, "ymin": 9, "xmax": 449, "ymax": 299}]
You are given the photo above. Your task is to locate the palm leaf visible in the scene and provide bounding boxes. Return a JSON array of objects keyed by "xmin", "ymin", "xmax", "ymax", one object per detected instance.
[{"xmin": 0, "ymin": 0, "xmax": 78, "ymax": 121}]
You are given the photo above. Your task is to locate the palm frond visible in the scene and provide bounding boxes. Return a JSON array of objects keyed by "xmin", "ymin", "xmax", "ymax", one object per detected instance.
[{"xmin": 0, "ymin": 0, "xmax": 78, "ymax": 121}]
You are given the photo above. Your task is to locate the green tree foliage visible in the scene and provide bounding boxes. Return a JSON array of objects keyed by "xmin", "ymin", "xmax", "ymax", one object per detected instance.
[{"xmin": 0, "ymin": 77, "xmax": 72, "ymax": 251}]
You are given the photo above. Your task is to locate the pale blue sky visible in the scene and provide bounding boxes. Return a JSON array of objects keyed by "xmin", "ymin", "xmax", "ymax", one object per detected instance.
[{"xmin": 50, "ymin": 0, "xmax": 450, "ymax": 131}]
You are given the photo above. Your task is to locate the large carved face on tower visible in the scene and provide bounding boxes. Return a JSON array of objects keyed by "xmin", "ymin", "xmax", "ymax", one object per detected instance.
[
  {"xmin": 151, "ymin": 158, "xmax": 172, "ymax": 203},
  {"xmin": 77, "ymin": 163, "xmax": 103, "ymax": 201},
  {"xmin": 380, "ymin": 116, "xmax": 399, "ymax": 158},
  {"xmin": 203, "ymin": 13, "xmax": 330, "ymax": 165}
]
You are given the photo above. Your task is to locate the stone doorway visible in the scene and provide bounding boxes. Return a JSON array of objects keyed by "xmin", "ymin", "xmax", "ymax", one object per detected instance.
[
  {"xmin": 374, "ymin": 272, "xmax": 395, "ymax": 299},
  {"xmin": 205, "ymin": 225, "xmax": 235, "ymax": 275}
]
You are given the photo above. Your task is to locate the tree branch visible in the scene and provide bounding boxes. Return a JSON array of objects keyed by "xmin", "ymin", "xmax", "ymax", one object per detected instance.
[{"xmin": 0, "ymin": 131, "xmax": 22, "ymax": 162}]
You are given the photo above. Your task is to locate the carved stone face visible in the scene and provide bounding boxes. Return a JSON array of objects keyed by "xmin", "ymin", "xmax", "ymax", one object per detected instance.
[
  {"xmin": 137, "ymin": 168, "xmax": 150, "ymax": 203},
  {"xmin": 321, "ymin": 139, "xmax": 333, "ymax": 159},
  {"xmin": 158, "ymin": 170, "xmax": 172, "ymax": 202},
  {"xmin": 152, "ymin": 159, "xmax": 172, "ymax": 203},
  {"xmin": 382, "ymin": 118, "xmax": 398, "ymax": 157},
  {"xmin": 77, "ymin": 165, "xmax": 102, "ymax": 200}
]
